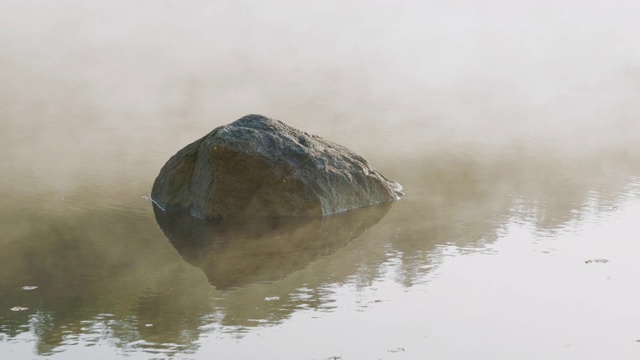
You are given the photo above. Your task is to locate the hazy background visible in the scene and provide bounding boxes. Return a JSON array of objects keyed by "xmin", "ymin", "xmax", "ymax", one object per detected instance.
[{"xmin": 2, "ymin": 0, "xmax": 640, "ymax": 198}]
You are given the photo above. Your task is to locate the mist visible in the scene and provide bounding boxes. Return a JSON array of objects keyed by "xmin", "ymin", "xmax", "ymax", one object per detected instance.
[{"xmin": 2, "ymin": 0, "xmax": 640, "ymax": 195}]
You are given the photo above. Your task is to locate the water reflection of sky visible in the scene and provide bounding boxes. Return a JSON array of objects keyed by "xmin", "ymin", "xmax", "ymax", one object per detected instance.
[{"xmin": 2, "ymin": 167, "xmax": 639, "ymax": 359}]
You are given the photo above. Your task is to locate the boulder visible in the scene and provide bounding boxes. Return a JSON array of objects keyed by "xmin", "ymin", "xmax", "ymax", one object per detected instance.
[{"xmin": 151, "ymin": 114, "xmax": 403, "ymax": 218}]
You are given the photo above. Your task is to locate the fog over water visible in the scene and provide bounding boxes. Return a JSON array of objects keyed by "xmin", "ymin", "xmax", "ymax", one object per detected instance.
[{"xmin": 2, "ymin": 1, "xmax": 640, "ymax": 359}]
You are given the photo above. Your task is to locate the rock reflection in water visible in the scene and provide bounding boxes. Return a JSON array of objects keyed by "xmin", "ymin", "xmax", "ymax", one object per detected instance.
[{"xmin": 153, "ymin": 203, "xmax": 392, "ymax": 289}]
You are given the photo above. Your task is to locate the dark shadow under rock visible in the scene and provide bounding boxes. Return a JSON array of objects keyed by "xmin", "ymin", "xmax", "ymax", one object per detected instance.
[
  {"xmin": 153, "ymin": 203, "xmax": 392, "ymax": 289},
  {"xmin": 151, "ymin": 114, "xmax": 403, "ymax": 218}
]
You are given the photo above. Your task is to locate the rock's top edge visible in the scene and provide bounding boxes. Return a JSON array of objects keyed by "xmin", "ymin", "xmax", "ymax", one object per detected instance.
[{"xmin": 224, "ymin": 114, "xmax": 295, "ymax": 134}]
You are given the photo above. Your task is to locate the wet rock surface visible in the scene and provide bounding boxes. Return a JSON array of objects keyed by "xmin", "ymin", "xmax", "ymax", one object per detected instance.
[{"xmin": 151, "ymin": 114, "xmax": 403, "ymax": 218}]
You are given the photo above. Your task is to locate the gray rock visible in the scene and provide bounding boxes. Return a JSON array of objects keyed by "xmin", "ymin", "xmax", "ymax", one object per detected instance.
[{"xmin": 151, "ymin": 114, "xmax": 403, "ymax": 218}]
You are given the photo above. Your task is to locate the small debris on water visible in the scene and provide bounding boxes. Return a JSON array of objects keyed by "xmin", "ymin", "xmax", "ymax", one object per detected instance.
[
  {"xmin": 388, "ymin": 347, "xmax": 405, "ymax": 353},
  {"xmin": 22, "ymin": 286, "xmax": 38, "ymax": 290},
  {"xmin": 10, "ymin": 307, "xmax": 28, "ymax": 312},
  {"xmin": 585, "ymin": 259, "xmax": 609, "ymax": 264}
]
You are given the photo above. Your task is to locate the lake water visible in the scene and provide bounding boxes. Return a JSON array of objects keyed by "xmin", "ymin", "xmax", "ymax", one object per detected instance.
[{"xmin": 2, "ymin": 1, "xmax": 640, "ymax": 359}]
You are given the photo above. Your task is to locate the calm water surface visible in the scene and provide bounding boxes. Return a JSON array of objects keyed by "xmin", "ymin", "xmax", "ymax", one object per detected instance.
[{"xmin": 2, "ymin": 1, "xmax": 640, "ymax": 359}]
